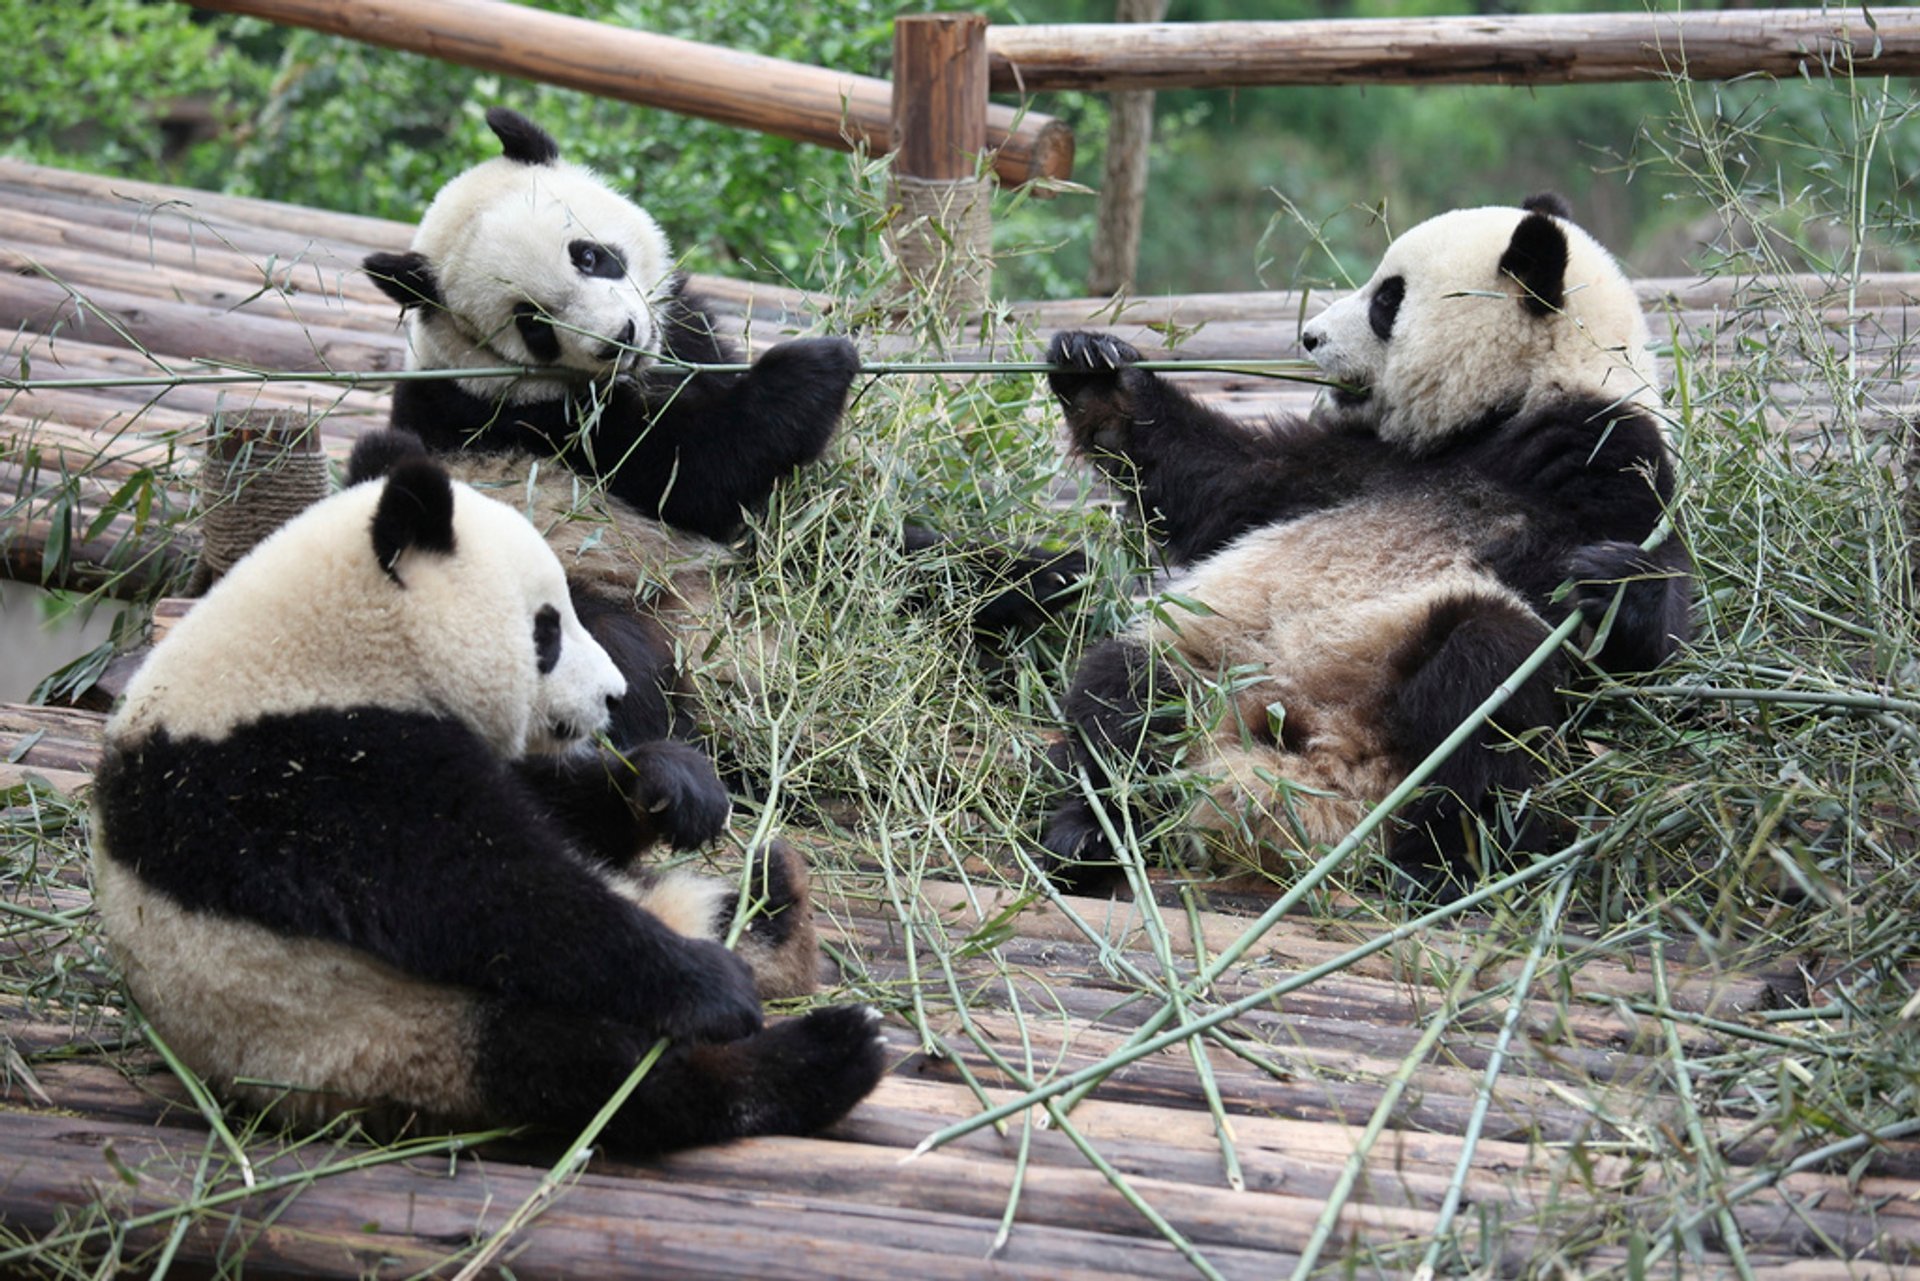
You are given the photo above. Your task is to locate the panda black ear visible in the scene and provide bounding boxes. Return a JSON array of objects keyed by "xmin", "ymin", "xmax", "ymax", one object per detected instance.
[
  {"xmin": 1499, "ymin": 211, "xmax": 1569, "ymax": 318},
  {"xmin": 486, "ymin": 107, "xmax": 560, "ymax": 165},
  {"xmin": 1521, "ymin": 192, "xmax": 1573, "ymax": 221},
  {"xmin": 364, "ymin": 252, "xmax": 442, "ymax": 312},
  {"xmin": 370, "ymin": 459, "xmax": 457, "ymax": 583},
  {"xmin": 348, "ymin": 430, "xmax": 433, "ymax": 486}
]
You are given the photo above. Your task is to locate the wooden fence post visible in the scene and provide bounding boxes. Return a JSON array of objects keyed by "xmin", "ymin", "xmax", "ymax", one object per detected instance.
[
  {"xmin": 1087, "ymin": 0, "xmax": 1170, "ymax": 296},
  {"xmin": 889, "ymin": 12, "xmax": 993, "ymax": 314}
]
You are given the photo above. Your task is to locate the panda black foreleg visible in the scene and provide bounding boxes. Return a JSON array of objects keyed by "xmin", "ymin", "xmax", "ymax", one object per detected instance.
[
  {"xmin": 1040, "ymin": 637, "xmax": 1186, "ymax": 894},
  {"xmin": 627, "ymin": 334, "xmax": 860, "ymax": 541},
  {"xmin": 1383, "ymin": 595, "xmax": 1562, "ymax": 895},
  {"xmin": 901, "ymin": 523, "xmax": 1089, "ymax": 635},
  {"xmin": 516, "ymin": 740, "xmax": 730, "ymax": 865},
  {"xmin": 1047, "ymin": 330, "xmax": 1331, "ymax": 565},
  {"xmin": 470, "ymin": 1001, "xmax": 885, "ymax": 1154}
]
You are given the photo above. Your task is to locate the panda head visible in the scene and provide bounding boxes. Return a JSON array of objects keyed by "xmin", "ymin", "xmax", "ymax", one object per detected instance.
[
  {"xmin": 115, "ymin": 434, "xmax": 625, "ymax": 760},
  {"xmin": 1300, "ymin": 194, "xmax": 1659, "ymax": 452},
  {"xmin": 364, "ymin": 108, "xmax": 675, "ymax": 401}
]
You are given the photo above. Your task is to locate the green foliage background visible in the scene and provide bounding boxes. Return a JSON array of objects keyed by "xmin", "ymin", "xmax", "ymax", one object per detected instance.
[{"xmin": 5, "ymin": 0, "xmax": 1913, "ymax": 298}]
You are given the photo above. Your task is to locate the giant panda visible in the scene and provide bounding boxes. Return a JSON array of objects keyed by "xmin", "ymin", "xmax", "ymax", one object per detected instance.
[
  {"xmin": 1039, "ymin": 195, "xmax": 1692, "ymax": 893},
  {"xmin": 363, "ymin": 107, "xmax": 1080, "ymax": 756},
  {"xmin": 361, "ymin": 107, "xmax": 862, "ymax": 756},
  {"xmin": 90, "ymin": 447, "xmax": 886, "ymax": 1153}
]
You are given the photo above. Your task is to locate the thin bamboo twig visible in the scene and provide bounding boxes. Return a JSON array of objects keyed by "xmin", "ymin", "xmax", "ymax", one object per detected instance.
[
  {"xmin": 1411, "ymin": 869, "xmax": 1577, "ymax": 1281},
  {"xmin": 1288, "ymin": 960, "xmax": 1484, "ymax": 1281},
  {"xmin": 0, "ymin": 1127, "xmax": 519, "ymax": 1266},
  {"xmin": 1650, "ymin": 941, "xmax": 1756, "ymax": 1281},
  {"xmin": 132, "ymin": 1005, "xmax": 254, "ymax": 1190},
  {"xmin": 450, "ymin": 1037, "xmax": 669, "ymax": 1281},
  {"xmin": 909, "ymin": 834, "xmax": 1603, "ymax": 1159},
  {"xmin": 0, "ymin": 357, "xmax": 1334, "ymax": 392}
]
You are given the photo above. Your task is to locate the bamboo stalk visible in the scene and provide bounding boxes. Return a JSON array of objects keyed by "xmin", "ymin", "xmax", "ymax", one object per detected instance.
[
  {"xmin": 988, "ymin": 10, "xmax": 1920, "ymax": 93},
  {"xmin": 190, "ymin": 0, "xmax": 1073, "ymax": 188}
]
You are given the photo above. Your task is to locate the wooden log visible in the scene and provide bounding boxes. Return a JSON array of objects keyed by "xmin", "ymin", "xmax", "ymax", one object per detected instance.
[
  {"xmin": 1086, "ymin": 0, "xmax": 1169, "ymax": 296},
  {"xmin": 889, "ymin": 13, "xmax": 995, "ymax": 309},
  {"xmin": 0, "ymin": 273, "xmax": 406, "ymax": 377},
  {"xmin": 189, "ymin": 0, "xmax": 1073, "ymax": 189},
  {"xmin": 987, "ymin": 10, "xmax": 1920, "ymax": 93},
  {"xmin": 0, "ymin": 1110, "xmax": 1290, "ymax": 1280},
  {"xmin": 893, "ymin": 13, "xmax": 990, "ymax": 183}
]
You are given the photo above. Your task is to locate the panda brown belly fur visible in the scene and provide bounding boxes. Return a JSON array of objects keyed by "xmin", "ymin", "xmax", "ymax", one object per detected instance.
[
  {"xmin": 1145, "ymin": 491, "xmax": 1543, "ymax": 873},
  {"xmin": 93, "ymin": 851, "xmax": 488, "ymax": 1128}
]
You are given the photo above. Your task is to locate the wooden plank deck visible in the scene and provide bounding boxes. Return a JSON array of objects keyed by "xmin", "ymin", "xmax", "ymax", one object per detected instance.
[{"xmin": 5, "ymin": 161, "xmax": 1920, "ymax": 1277}]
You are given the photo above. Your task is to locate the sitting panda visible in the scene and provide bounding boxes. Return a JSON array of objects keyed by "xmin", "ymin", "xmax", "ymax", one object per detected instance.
[
  {"xmin": 90, "ymin": 447, "xmax": 886, "ymax": 1153},
  {"xmin": 1040, "ymin": 195, "xmax": 1691, "ymax": 893}
]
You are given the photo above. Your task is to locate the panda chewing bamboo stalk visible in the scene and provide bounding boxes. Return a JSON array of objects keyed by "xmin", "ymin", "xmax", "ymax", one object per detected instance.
[
  {"xmin": 91, "ymin": 447, "xmax": 886, "ymax": 1152},
  {"xmin": 1040, "ymin": 194, "xmax": 1692, "ymax": 894}
]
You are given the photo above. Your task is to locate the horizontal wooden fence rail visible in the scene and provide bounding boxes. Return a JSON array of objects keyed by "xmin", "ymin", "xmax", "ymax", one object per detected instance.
[
  {"xmin": 187, "ymin": 0, "xmax": 1074, "ymax": 188},
  {"xmin": 987, "ymin": 9, "xmax": 1920, "ymax": 93}
]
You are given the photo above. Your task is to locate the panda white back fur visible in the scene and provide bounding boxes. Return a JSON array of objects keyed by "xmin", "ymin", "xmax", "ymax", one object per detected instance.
[
  {"xmin": 1041, "ymin": 195, "xmax": 1691, "ymax": 892},
  {"xmin": 91, "ymin": 455, "xmax": 884, "ymax": 1151}
]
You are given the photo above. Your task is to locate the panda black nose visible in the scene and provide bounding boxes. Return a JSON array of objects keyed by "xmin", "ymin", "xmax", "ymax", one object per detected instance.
[
  {"xmin": 1301, "ymin": 330, "xmax": 1321, "ymax": 353},
  {"xmin": 614, "ymin": 319, "xmax": 636, "ymax": 347},
  {"xmin": 605, "ymin": 693, "xmax": 623, "ymax": 716}
]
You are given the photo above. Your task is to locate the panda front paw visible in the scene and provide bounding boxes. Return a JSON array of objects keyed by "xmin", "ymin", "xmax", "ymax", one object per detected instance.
[
  {"xmin": 1046, "ymin": 331, "xmax": 1148, "ymax": 458},
  {"xmin": 624, "ymin": 740, "xmax": 731, "ymax": 850},
  {"xmin": 1567, "ymin": 540, "xmax": 1688, "ymax": 672},
  {"xmin": 659, "ymin": 938, "xmax": 764, "ymax": 1043},
  {"xmin": 971, "ymin": 545, "xmax": 1089, "ymax": 633},
  {"xmin": 749, "ymin": 337, "xmax": 861, "ymax": 464}
]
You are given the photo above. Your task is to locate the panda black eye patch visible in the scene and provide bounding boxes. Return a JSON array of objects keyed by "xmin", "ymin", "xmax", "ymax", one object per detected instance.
[
  {"xmin": 569, "ymin": 239, "xmax": 628, "ymax": 280},
  {"xmin": 534, "ymin": 604, "xmax": 563, "ymax": 674},
  {"xmin": 512, "ymin": 302, "xmax": 563, "ymax": 362},
  {"xmin": 1369, "ymin": 275, "xmax": 1406, "ymax": 342}
]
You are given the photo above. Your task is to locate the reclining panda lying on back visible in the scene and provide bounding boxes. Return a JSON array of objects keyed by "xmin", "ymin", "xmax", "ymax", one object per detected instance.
[
  {"xmin": 1041, "ymin": 195, "xmax": 1691, "ymax": 893},
  {"xmin": 91, "ymin": 443, "xmax": 885, "ymax": 1152}
]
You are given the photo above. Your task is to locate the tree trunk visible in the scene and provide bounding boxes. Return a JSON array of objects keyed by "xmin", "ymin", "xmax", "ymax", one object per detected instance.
[{"xmin": 1086, "ymin": 0, "xmax": 1170, "ymax": 297}]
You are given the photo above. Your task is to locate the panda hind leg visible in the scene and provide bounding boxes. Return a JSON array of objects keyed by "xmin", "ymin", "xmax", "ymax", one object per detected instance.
[
  {"xmin": 617, "ymin": 840, "xmax": 821, "ymax": 1000},
  {"xmin": 1041, "ymin": 637, "xmax": 1186, "ymax": 895},
  {"xmin": 470, "ymin": 1000, "xmax": 885, "ymax": 1154},
  {"xmin": 715, "ymin": 839, "xmax": 821, "ymax": 1000},
  {"xmin": 1382, "ymin": 593, "xmax": 1561, "ymax": 897}
]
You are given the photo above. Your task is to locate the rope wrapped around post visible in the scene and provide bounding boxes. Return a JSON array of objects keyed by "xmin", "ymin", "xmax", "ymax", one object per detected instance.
[
  {"xmin": 886, "ymin": 172, "xmax": 995, "ymax": 312},
  {"xmin": 188, "ymin": 408, "xmax": 329, "ymax": 594}
]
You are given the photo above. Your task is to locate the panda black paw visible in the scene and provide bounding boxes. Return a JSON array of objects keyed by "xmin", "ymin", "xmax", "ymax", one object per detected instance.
[
  {"xmin": 718, "ymin": 838, "xmax": 809, "ymax": 951},
  {"xmin": 1047, "ymin": 330, "xmax": 1141, "ymax": 395},
  {"xmin": 1046, "ymin": 331, "xmax": 1148, "ymax": 459},
  {"xmin": 1036, "ymin": 803, "xmax": 1127, "ymax": 896},
  {"xmin": 624, "ymin": 740, "xmax": 731, "ymax": 850},
  {"xmin": 1566, "ymin": 540, "xmax": 1685, "ymax": 670},
  {"xmin": 749, "ymin": 337, "xmax": 861, "ymax": 461},
  {"xmin": 971, "ymin": 545, "xmax": 1090, "ymax": 633},
  {"xmin": 658, "ymin": 937, "xmax": 765, "ymax": 1043},
  {"xmin": 736, "ymin": 1006, "xmax": 888, "ymax": 1135}
]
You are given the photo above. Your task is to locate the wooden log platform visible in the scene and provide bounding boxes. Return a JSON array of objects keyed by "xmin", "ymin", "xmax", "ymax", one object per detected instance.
[{"xmin": 5, "ymin": 160, "xmax": 1920, "ymax": 1276}]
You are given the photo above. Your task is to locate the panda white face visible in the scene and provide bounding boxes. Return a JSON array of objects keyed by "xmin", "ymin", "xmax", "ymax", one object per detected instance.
[
  {"xmin": 398, "ymin": 481, "xmax": 628, "ymax": 757},
  {"xmin": 419, "ymin": 161, "xmax": 673, "ymax": 382},
  {"xmin": 368, "ymin": 111, "xmax": 677, "ymax": 403},
  {"xmin": 1300, "ymin": 203, "xmax": 1658, "ymax": 452},
  {"xmin": 113, "ymin": 462, "xmax": 626, "ymax": 762}
]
